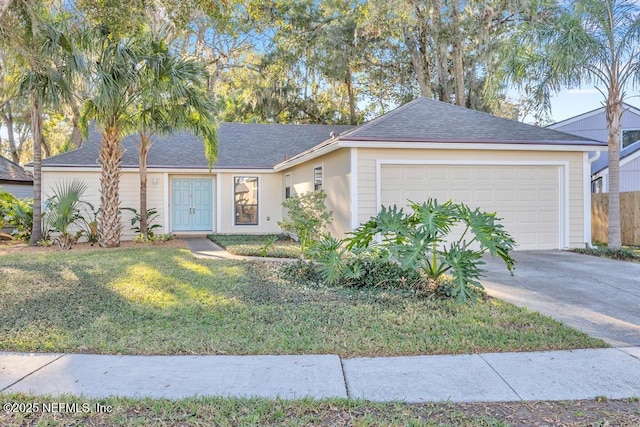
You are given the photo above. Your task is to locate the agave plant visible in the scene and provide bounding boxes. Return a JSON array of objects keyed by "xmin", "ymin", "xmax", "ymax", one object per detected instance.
[{"xmin": 45, "ymin": 179, "xmax": 91, "ymax": 249}]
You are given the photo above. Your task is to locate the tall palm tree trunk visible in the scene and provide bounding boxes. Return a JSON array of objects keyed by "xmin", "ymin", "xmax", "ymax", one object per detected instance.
[
  {"xmin": 98, "ymin": 126, "xmax": 123, "ymax": 247},
  {"xmin": 138, "ymin": 133, "xmax": 152, "ymax": 235},
  {"xmin": 29, "ymin": 93, "xmax": 42, "ymax": 245},
  {"xmin": 607, "ymin": 91, "xmax": 622, "ymax": 249}
]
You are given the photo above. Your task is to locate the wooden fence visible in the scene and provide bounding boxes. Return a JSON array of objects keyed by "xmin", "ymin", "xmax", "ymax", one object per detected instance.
[{"xmin": 592, "ymin": 191, "xmax": 640, "ymax": 246}]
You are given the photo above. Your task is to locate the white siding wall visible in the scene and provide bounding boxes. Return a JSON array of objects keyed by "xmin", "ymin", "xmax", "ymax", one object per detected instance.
[
  {"xmin": 551, "ymin": 108, "xmax": 640, "ymax": 192},
  {"xmin": 621, "ymin": 156, "xmax": 640, "ymax": 192},
  {"xmin": 357, "ymin": 148, "xmax": 587, "ymax": 248},
  {"xmin": 217, "ymin": 172, "xmax": 284, "ymax": 234},
  {"xmin": 0, "ymin": 182, "xmax": 33, "ymax": 199},
  {"xmin": 42, "ymin": 169, "xmax": 166, "ymax": 240},
  {"xmin": 282, "ymin": 149, "xmax": 352, "ymax": 237}
]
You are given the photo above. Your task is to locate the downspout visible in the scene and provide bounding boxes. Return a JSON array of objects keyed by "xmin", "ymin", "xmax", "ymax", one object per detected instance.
[{"xmin": 586, "ymin": 151, "xmax": 602, "ymax": 249}]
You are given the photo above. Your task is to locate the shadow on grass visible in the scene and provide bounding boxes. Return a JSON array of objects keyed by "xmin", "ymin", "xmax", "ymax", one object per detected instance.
[{"xmin": 0, "ymin": 247, "xmax": 260, "ymax": 354}]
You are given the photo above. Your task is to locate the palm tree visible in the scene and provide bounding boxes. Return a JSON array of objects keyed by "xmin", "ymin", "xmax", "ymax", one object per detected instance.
[
  {"xmin": 81, "ymin": 35, "xmax": 141, "ymax": 248},
  {"xmin": 0, "ymin": 1, "xmax": 79, "ymax": 245},
  {"xmin": 133, "ymin": 30, "xmax": 217, "ymax": 235},
  {"xmin": 505, "ymin": 0, "xmax": 640, "ymax": 249}
]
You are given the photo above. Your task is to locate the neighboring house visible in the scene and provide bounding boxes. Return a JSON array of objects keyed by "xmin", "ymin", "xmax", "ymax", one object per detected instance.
[
  {"xmin": 41, "ymin": 97, "xmax": 605, "ymax": 250},
  {"xmin": 547, "ymin": 103, "xmax": 640, "ymax": 193},
  {"xmin": 0, "ymin": 155, "xmax": 33, "ymax": 199}
]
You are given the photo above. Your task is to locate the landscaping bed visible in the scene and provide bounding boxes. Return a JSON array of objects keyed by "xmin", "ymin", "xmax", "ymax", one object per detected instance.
[
  {"xmin": 1, "ymin": 393, "xmax": 638, "ymax": 426},
  {"xmin": 207, "ymin": 234, "xmax": 301, "ymax": 258},
  {"xmin": 0, "ymin": 246, "xmax": 604, "ymax": 356},
  {"xmin": 572, "ymin": 244, "xmax": 640, "ymax": 263}
]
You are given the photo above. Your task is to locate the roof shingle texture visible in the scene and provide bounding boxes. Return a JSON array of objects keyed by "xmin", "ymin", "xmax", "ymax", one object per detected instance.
[
  {"xmin": 42, "ymin": 123, "xmax": 354, "ymax": 168},
  {"xmin": 42, "ymin": 97, "xmax": 603, "ymax": 169},
  {"xmin": 340, "ymin": 97, "xmax": 601, "ymax": 144},
  {"xmin": 0, "ymin": 156, "xmax": 33, "ymax": 182}
]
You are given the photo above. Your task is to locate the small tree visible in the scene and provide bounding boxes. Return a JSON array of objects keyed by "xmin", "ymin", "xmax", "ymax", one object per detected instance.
[{"xmin": 278, "ymin": 190, "xmax": 332, "ymax": 255}]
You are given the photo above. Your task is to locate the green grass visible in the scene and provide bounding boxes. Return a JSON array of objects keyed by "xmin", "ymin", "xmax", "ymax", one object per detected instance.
[
  {"xmin": 1, "ymin": 393, "xmax": 639, "ymax": 426},
  {"xmin": 208, "ymin": 234, "xmax": 301, "ymax": 258},
  {"xmin": 0, "ymin": 246, "xmax": 605, "ymax": 356}
]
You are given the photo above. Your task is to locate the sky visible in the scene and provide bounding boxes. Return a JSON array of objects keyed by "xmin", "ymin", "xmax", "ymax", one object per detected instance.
[{"xmin": 532, "ymin": 87, "xmax": 640, "ymax": 124}]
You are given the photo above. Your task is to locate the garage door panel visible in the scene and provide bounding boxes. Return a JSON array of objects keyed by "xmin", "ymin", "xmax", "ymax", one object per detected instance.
[{"xmin": 380, "ymin": 164, "xmax": 560, "ymax": 250}]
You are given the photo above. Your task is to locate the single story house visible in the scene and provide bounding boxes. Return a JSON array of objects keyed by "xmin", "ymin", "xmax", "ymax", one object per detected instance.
[
  {"xmin": 547, "ymin": 103, "xmax": 640, "ymax": 193},
  {"xmin": 0, "ymin": 155, "xmax": 33, "ymax": 199},
  {"xmin": 41, "ymin": 97, "xmax": 605, "ymax": 250}
]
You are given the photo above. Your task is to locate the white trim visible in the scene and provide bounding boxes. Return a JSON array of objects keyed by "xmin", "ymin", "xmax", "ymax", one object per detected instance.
[
  {"xmin": 560, "ymin": 165, "xmax": 570, "ymax": 249},
  {"xmin": 583, "ymin": 152, "xmax": 592, "ymax": 246},
  {"xmin": 375, "ymin": 159, "xmax": 571, "ymax": 250},
  {"xmin": 41, "ymin": 166, "xmax": 274, "ymax": 174},
  {"xmin": 338, "ymin": 140, "xmax": 605, "ymax": 152},
  {"xmin": 273, "ymin": 141, "xmax": 604, "ymax": 171},
  {"xmin": 216, "ymin": 175, "xmax": 222, "ymax": 232},
  {"xmin": 163, "ymin": 172, "xmax": 169, "ymax": 232},
  {"xmin": 350, "ymin": 148, "xmax": 359, "ymax": 230},
  {"xmin": 232, "ymin": 174, "xmax": 261, "ymax": 227},
  {"xmin": 622, "ymin": 128, "xmax": 640, "ymax": 150}
]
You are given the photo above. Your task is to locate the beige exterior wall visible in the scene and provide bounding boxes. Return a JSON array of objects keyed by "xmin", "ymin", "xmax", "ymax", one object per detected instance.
[
  {"xmin": 42, "ymin": 168, "xmax": 166, "ymax": 240},
  {"xmin": 357, "ymin": 148, "xmax": 586, "ymax": 248},
  {"xmin": 282, "ymin": 148, "xmax": 352, "ymax": 237},
  {"xmin": 217, "ymin": 172, "xmax": 284, "ymax": 234},
  {"xmin": 0, "ymin": 182, "xmax": 33, "ymax": 199}
]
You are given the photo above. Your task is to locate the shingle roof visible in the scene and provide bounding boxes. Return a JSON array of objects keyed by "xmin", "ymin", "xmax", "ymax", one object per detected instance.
[
  {"xmin": 337, "ymin": 97, "xmax": 603, "ymax": 145},
  {"xmin": 0, "ymin": 156, "xmax": 33, "ymax": 182},
  {"xmin": 42, "ymin": 123, "xmax": 354, "ymax": 169},
  {"xmin": 43, "ymin": 97, "xmax": 604, "ymax": 170}
]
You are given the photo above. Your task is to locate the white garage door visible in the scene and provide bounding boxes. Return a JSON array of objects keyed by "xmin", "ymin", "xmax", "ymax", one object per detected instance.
[{"xmin": 379, "ymin": 164, "xmax": 561, "ymax": 250}]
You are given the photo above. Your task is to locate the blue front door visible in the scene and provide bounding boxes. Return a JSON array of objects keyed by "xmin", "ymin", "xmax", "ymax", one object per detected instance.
[{"xmin": 172, "ymin": 179, "xmax": 212, "ymax": 231}]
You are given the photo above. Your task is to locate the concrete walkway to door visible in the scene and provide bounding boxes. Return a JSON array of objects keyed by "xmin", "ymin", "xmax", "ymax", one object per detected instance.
[{"xmin": 482, "ymin": 250, "xmax": 640, "ymax": 347}]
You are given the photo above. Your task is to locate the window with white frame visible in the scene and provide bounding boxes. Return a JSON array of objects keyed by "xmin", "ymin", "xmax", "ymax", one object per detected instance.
[
  {"xmin": 622, "ymin": 129, "xmax": 640, "ymax": 149},
  {"xmin": 284, "ymin": 173, "xmax": 291, "ymax": 199},
  {"xmin": 313, "ymin": 166, "xmax": 323, "ymax": 191},
  {"xmin": 234, "ymin": 176, "xmax": 258, "ymax": 225},
  {"xmin": 592, "ymin": 177, "xmax": 603, "ymax": 194}
]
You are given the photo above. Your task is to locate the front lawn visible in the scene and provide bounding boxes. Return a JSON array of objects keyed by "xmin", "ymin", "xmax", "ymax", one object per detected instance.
[
  {"xmin": 0, "ymin": 246, "xmax": 604, "ymax": 356},
  {"xmin": 208, "ymin": 234, "xmax": 301, "ymax": 258}
]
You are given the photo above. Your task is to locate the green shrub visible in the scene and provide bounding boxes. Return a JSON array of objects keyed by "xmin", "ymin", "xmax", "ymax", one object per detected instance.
[
  {"xmin": 278, "ymin": 190, "xmax": 332, "ymax": 256},
  {"xmin": 279, "ymin": 260, "xmax": 324, "ymax": 287},
  {"xmin": 44, "ymin": 180, "xmax": 96, "ymax": 249},
  {"xmin": 310, "ymin": 199, "xmax": 516, "ymax": 304},
  {"xmin": 0, "ymin": 191, "xmax": 33, "ymax": 242},
  {"xmin": 345, "ymin": 199, "xmax": 516, "ymax": 303},
  {"xmin": 121, "ymin": 207, "xmax": 162, "ymax": 240}
]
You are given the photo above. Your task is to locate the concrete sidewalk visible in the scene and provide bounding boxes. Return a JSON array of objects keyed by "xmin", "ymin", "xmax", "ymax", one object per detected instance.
[
  {"xmin": 2, "ymin": 348, "xmax": 640, "ymax": 403},
  {"xmin": 184, "ymin": 237, "xmax": 296, "ymax": 263}
]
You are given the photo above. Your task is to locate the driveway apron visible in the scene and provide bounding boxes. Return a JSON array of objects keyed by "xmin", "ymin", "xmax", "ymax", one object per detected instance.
[{"xmin": 481, "ymin": 250, "xmax": 640, "ymax": 347}]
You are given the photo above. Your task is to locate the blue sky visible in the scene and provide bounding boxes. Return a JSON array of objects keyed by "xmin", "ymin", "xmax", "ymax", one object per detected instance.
[{"xmin": 533, "ymin": 87, "xmax": 640, "ymax": 124}]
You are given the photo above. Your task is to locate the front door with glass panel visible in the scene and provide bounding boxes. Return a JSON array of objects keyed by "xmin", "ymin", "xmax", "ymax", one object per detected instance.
[{"xmin": 172, "ymin": 179, "xmax": 212, "ymax": 231}]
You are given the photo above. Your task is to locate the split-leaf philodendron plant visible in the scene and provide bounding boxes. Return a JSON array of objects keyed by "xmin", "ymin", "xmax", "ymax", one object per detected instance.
[{"xmin": 317, "ymin": 198, "xmax": 516, "ymax": 304}]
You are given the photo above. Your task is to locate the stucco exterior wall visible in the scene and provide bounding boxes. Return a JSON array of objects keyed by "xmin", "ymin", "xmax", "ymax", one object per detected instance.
[
  {"xmin": 356, "ymin": 148, "xmax": 587, "ymax": 248},
  {"xmin": 282, "ymin": 148, "xmax": 352, "ymax": 237}
]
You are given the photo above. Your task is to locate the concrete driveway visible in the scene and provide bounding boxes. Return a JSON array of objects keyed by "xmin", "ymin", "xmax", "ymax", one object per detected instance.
[{"xmin": 481, "ymin": 251, "xmax": 640, "ymax": 347}]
